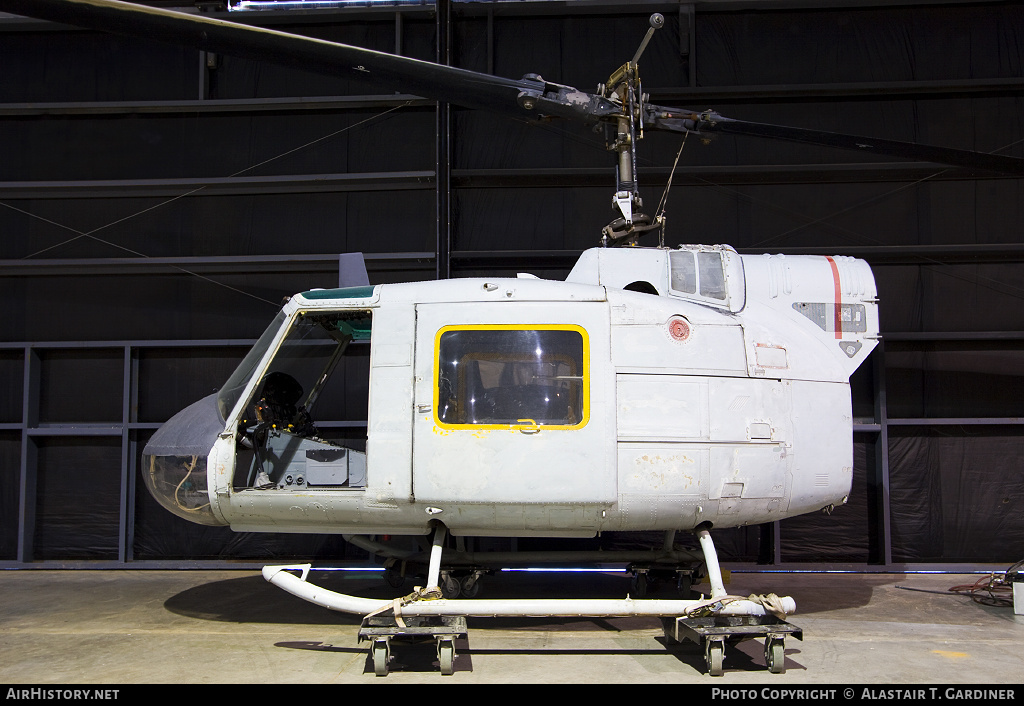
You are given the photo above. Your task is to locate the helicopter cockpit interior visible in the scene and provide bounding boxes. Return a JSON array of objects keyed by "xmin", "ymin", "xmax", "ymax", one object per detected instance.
[{"xmin": 227, "ymin": 309, "xmax": 372, "ymax": 492}]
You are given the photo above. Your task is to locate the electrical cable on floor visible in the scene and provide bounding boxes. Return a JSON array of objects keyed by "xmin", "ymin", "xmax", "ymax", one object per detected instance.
[
  {"xmin": 896, "ymin": 559, "xmax": 1023, "ymax": 608},
  {"xmin": 948, "ymin": 572, "xmax": 1014, "ymax": 607}
]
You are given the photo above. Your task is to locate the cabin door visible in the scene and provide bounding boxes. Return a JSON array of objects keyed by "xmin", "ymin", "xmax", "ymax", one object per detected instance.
[{"xmin": 412, "ymin": 302, "xmax": 615, "ymax": 508}]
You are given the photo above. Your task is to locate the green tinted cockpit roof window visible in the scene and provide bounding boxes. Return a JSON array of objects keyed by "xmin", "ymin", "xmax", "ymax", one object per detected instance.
[{"xmin": 301, "ymin": 285, "xmax": 376, "ymax": 300}]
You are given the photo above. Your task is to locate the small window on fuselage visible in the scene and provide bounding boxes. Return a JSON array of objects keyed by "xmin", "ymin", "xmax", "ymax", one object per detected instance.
[
  {"xmin": 698, "ymin": 251, "xmax": 727, "ymax": 300},
  {"xmin": 670, "ymin": 249, "xmax": 728, "ymax": 303},
  {"xmin": 435, "ymin": 326, "xmax": 588, "ymax": 429},
  {"xmin": 669, "ymin": 250, "xmax": 696, "ymax": 294}
]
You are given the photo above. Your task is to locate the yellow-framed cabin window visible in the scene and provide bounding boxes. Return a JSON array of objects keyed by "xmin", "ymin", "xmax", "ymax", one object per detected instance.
[{"xmin": 433, "ymin": 324, "xmax": 589, "ymax": 430}]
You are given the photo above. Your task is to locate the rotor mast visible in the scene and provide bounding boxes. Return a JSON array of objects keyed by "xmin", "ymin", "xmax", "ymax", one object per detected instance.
[{"xmin": 599, "ymin": 13, "xmax": 666, "ymax": 247}]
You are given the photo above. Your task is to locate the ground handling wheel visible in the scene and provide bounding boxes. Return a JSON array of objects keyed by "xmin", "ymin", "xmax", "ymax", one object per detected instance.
[
  {"xmin": 665, "ymin": 613, "xmax": 802, "ymax": 677},
  {"xmin": 371, "ymin": 638, "xmax": 390, "ymax": 677},
  {"xmin": 359, "ymin": 615, "xmax": 467, "ymax": 677},
  {"xmin": 437, "ymin": 638, "xmax": 456, "ymax": 675},
  {"xmin": 460, "ymin": 573, "xmax": 482, "ymax": 598},
  {"xmin": 765, "ymin": 635, "xmax": 786, "ymax": 674},
  {"xmin": 705, "ymin": 638, "xmax": 725, "ymax": 676},
  {"xmin": 440, "ymin": 572, "xmax": 461, "ymax": 599}
]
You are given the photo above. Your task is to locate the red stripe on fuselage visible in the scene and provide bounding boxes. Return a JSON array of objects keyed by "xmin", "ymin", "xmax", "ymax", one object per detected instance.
[{"xmin": 825, "ymin": 256, "xmax": 842, "ymax": 339}]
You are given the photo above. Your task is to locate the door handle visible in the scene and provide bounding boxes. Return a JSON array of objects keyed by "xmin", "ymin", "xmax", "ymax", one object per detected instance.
[{"xmin": 516, "ymin": 419, "xmax": 540, "ymax": 434}]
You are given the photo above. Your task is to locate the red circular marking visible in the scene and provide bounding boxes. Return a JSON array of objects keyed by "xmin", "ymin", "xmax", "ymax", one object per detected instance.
[{"xmin": 668, "ymin": 317, "xmax": 690, "ymax": 341}]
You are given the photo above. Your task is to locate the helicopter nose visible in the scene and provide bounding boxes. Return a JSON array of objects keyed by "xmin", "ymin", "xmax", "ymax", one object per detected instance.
[{"xmin": 141, "ymin": 393, "xmax": 227, "ymax": 526}]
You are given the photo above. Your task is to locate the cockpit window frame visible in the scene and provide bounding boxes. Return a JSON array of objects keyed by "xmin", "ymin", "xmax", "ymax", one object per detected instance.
[{"xmin": 232, "ymin": 309, "xmax": 372, "ymax": 430}]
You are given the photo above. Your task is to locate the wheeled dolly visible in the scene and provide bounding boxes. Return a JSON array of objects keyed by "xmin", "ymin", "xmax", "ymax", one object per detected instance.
[
  {"xmin": 663, "ymin": 614, "xmax": 802, "ymax": 676},
  {"xmin": 358, "ymin": 614, "xmax": 467, "ymax": 676}
]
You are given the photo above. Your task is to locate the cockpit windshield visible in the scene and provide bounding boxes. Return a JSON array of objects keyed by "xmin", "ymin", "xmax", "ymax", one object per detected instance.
[{"xmin": 217, "ymin": 310, "xmax": 287, "ymax": 423}]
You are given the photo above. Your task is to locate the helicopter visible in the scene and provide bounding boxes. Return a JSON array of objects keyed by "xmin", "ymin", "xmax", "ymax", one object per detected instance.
[{"xmin": 3, "ymin": 0, "xmax": 1023, "ymax": 677}]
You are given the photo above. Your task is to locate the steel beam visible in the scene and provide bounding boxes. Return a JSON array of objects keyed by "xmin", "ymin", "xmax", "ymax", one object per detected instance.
[
  {"xmin": 0, "ymin": 163, "xmax": 1013, "ymax": 203},
  {"xmin": 873, "ymin": 343, "xmax": 892, "ymax": 566},
  {"xmin": 451, "ymin": 164, "xmax": 1016, "ymax": 187},
  {"xmin": 449, "ymin": 244, "xmax": 1024, "ymax": 270},
  {"xmin": 740, "ymin": 244, "xmax": 1024, "ymax": 266},
  {"xmin": 0, "ymin": 172, "xmax": 434, "ymax": 199},
  {"xmin": 119, "ymin": 346, "xmax": 134, "ymax": 563},
  {"xmin": 884, "ymin": 417, "xmax": 1024, "ymax": 426},
  {"xmin": 0, "ymin": 252, "xmax": 435, "ymax": 277},
  {"xmin": 16, "ymin": 347, "xmax": 38, "ymax": 564},
  {"xmin": 435, "ymin": 0, "xmax": 452, "ymax": 280},
  {"xmin": 882, "ymin": 331, "xmax": 1024, "ymax": 342}
]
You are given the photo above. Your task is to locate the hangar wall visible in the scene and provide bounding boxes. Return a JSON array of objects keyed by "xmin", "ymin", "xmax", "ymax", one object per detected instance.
[{"xmin": 1, "ymin": 0, "xmax": 1022, "ymax": 568}]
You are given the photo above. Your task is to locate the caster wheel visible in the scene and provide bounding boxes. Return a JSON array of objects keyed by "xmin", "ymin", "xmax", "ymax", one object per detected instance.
[
  {"xmin": 461, "ymin": 576, "xmax": 482, "ymax": 598},
  {"xmin": 631, "ymin": 573, "xmax": 648, "ymax": 598},
  {"xmin": 765, "ymin": 638, "xmax": 786, "ymax": 674},
  {"xmin": 706, "ymin": 640, "xmax": 724, "ymax": 677},
  {"xmin": 372, "ymin": 640, "xmax": 390, "ymax": 677},
  {"xmin": 440, "ymin": 574, "xmax": 461, "ymax": 599},
  {"xmin": 438, "ymin": 640, "xmax": 455, "ymax": 675}
]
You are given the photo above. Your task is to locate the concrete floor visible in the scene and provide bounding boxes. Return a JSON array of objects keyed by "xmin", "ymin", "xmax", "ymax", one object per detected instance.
[{"xmin": 0, "ymin": 567, "xmax": 1021, "ymax": 684}]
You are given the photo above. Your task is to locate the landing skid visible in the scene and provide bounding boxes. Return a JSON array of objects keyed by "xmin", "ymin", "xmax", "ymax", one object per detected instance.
[{"xmin": 264, "ymin": 524, "xmax": 798, "ymax": 677}]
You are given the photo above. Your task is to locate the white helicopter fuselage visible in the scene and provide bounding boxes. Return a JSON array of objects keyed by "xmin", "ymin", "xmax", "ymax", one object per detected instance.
[{"xmin": 143, "ymin": 245, "xmax": 878, "ymax": 539}]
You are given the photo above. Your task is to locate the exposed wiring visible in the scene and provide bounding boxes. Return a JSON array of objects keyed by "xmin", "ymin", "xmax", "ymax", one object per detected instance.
[{"xmin": 174, "ymin": 455, "xmax": 211, "ymax": 514}]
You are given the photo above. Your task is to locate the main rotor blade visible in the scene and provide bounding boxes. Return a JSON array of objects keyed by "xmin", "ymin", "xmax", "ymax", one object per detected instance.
[
  {"xmin": 650, "ymin": 108, "xmax": 1024, "ymax": 176},
  {"xmin": 0, "ymin": 0, "xmax": 615, "ymax": 122},
  {"xmin": 5, "ymin": 1, "xmax": 1022, "ymax": 176}
]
